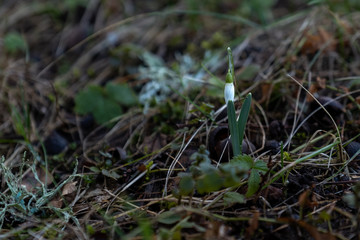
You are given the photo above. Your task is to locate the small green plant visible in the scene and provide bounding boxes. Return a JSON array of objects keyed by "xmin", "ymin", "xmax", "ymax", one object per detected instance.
[
  {"xmin": 176, "ymin": 145, "xmax": 268, "ymax": 201},
  {"xmin": 75, "ymin": 82, "xmax": 137, "ymax": 125},
  {"xmin": 224, "ymin": 47, "xmax": 268, "ymax": 197},
  {"xmin": 231, "ymin": 155, "xmax": 268, "ymax": 197},
  {"xmin": 175, "ymin": 48, "xmax": 267, "ymax": 200},
  {"xmin": 176, "ymin": 145, "xmax": 248, "ymax": 197},
  {"xmin": 89, "ymin": 151, "xmax": 121, "ymax": 180},
  {"xmin": 225, "ymin": 47, "xmax": 252, "ymax": 156},
  {"xmin": 4, "ymin": 32, "xmax": 27, "ymax": 54}
]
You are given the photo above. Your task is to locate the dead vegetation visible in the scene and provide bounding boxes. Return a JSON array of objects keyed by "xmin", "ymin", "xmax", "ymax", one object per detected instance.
[{"xmin": 1, "ymin": 0, "xmax": 360, "ymax": 239}]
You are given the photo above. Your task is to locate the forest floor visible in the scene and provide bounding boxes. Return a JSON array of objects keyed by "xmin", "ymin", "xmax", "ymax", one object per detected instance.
[{"xmin": 1, "ymin": 1, "xmax": 360, "ymax": 239}]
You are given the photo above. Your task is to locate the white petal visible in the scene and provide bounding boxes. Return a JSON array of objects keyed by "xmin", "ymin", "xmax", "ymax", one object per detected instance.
[{"xmin": 224, "ymin": 83, "xmax": 235, "ymax": 103}]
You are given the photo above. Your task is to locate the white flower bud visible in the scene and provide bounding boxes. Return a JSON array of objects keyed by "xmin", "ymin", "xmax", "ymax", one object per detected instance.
[{"xmin": 224, "ymin": 82, "xmax": 235, "ymax": 104}]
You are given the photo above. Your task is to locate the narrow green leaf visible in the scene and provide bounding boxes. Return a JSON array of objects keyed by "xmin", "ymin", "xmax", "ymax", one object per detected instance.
[
  {"xmin": 237, "ymin": 93, "xmax": 252, "ymax": 155},
  {"xmin": 265, "ymin": 140, "xmax": 339, "ymax": 189},
  {"xmin": 227, "ymin": 101, "xmax": 240, "ymax": 156},
  {"xmin": 10, "ymin": 105, "xmax": 26, "ymax": 139}
]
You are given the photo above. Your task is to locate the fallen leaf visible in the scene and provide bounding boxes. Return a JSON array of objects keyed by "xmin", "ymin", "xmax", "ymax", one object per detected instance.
[
  {"xmin": 306, "ymin": 77, "xmax": 326, "ymax": 102},
  {"xmin": 62, "ymin": 181, "xmax": 78, "ymax": 196},
  {"xmin": 297, "ymin": 220, "xmax": 335, "ymax": 240},
  {"xmin": 258, "ymin": 82, "xmax": 272, "ymax": 104},
  {"xmin": 48, "ymin": 197, "xmax": 63, "ymax": 208},
  {"xmin": 356, "ymin": 96, "xmax": 360, "ymax": 105},
  {"xmin": 85, "ymin": 188, "xmax": 104, "ymax": 198},
  {"xmin": 301, "ymin": 27, "xmax": 336, "ymax": 55},
  {"xmin": 306, "ymin": 84, "xmax": 319, "ymax": 102},
  {"xmin": 298, "ymin": 189, "xmax": 310, "ymax": 208},
  {"xmin": 21, "ymin": 167, "xmax": 54, "ymax": 193},
  {"xmin": 316, "ymin": 76, "xmax": 326, "ymax": 89},
  {"xmin": 298, "ymin": 189, "xmax": 318, "ymax": 209},
  {"xmin": 137, "ymin": 164, "xmax": 147, "ymax": 172}
]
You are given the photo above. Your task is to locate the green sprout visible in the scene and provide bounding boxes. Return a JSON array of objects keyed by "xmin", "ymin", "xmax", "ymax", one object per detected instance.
[{"xmin": 225, "ymin": 47, "xmax": 252, "ymax": 156}]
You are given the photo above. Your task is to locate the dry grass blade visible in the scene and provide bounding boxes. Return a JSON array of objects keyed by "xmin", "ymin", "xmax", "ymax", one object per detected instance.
[{"xmin": 286, "ymin": 74, "xmax": 344, "ymax": 158}]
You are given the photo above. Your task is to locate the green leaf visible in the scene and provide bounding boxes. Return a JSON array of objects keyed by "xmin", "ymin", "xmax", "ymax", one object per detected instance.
[
  {"xmin": 253, "ymin": 160, "xmax": 268, "ymax": 173},
  {"xmin": 197, "ymin": 161, "xmax": 217, "ymax": 173},
  {"xmin": 220, "ymin": 163, "xmax": 247, "ymax": 187},
  {"xmin": 89, "ymin": 166, "xmax": 100, "ymax": 173},
  {"xmin": 157, "ymin": 211, "xmax": 182, "ymax": 224},
  {"xmin": 93, "ymin": 97, "xmax": 123, "ymax": 124},
  {"xmin": 75, "ymin": 85, "xmax": 103, "ymax": 114},
  {"xmin": 4, "ymin": 32, "xmax": 27, "ymax": 54},
  {"xmin": 221, "ymin": 156, "xmax": 253, "ymax": 187},
  {"xmin": 139, "ymin": 219, "xmax": 154, "ymax": 240},
  {"xmin": 196, "ymin": 169, "xmax": 223, "ymax": 194},
  {"xmin": 179, "ymin": 174, "xmax": 195, "ymax": 196},
  {"xmin": 177, "ymin": 219, "xmax": 206, "ymax": 232},
  {"xmin": 224, "ymin": 192, "xmax": 246, "ymax": 205},
  {"xmin": 231, "ymin": 154, "xmax": 253, "ymax": 170},
  {"xmin": 246, "ymin": 170, "xmax": 261, "ymax": 197},
  {"xmin": 158, "ymin": 228, "xmax": 172, "ymax": 240},
  {"xmin": 189, "ymin": 145, "xmax": 210, "ymax": 165},
  {"xmin": 75, "ymin": 85, "xmax": 123, "ymax": 124},
  {"xmin": 105, "ymin": 82, "xmax": 137, "ymax": 107},
  {"xmin": 237, "ymin": 93, "xmax": 252, "ymax": 155},
  {"xmin": 101, "ymin": 169, "xmax": 121, "ymax": 180},
  {"xmin": 227, "ymin": 101, "xmax": 240, "ymax": 156},
  {"xmin": 10, "ymin": 105, "xmax": 27, "ymax": 139}
]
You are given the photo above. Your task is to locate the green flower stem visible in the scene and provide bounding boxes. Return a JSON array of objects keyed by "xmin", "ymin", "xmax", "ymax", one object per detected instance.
[{"xmin": 227, "ymin": 47, "xmax": 235, "ymax": 81}]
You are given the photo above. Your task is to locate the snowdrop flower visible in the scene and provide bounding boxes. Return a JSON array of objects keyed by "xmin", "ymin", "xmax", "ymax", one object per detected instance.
[{"xmin": 224, "ymin": 69, "xmax": 234, "ymax": 104}]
